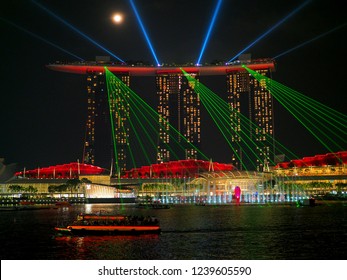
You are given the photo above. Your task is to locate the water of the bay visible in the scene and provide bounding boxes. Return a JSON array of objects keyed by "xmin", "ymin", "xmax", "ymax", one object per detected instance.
[{"xmin": 0, "ymin": 202, "xmax": 346, "ymax": 260}]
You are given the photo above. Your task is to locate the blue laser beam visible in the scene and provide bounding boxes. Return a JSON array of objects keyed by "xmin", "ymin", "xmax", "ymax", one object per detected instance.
[
  {"xmin": 196, "ymin": 0, "xmax": 223, "ymax": 65},
  {"xmin": 31, "ymin": 0, "xmax": 125, "ymax": 63},
  {"xmin": 129, "ymin": 0, "xmax": 160, "ymax": 66},
  {"xmin": 227, "ymin": 0, "xmax": 311, "ymax": 63},
  {"xmin": 0, "ymin": 17, "xmax": 84, "ymax": 61},
  {"xmin": 273, "ymin": 22, "xmax": 347, "ymax": 59}
]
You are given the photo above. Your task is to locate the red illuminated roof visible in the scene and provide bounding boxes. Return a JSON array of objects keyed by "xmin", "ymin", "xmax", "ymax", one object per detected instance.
[
  {"xmin": 122, "ymin": 159, "xmax": 234, "ymax": 179},
  {"xmin": 46, "ymin": 62, "xmax": 275, "ymax": 76},
  {"xmin": 275, "ymin": 151, "xmax": 347, "ymax": 169},
  {"xmin": 15, "ymin": 162, "xmax": 106, "ymax": 179}
]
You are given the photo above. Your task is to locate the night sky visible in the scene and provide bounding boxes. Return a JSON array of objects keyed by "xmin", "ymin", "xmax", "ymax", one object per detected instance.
[{"xmin": 1, "ymin": 0, "xmax": 346, "ymax": 171}]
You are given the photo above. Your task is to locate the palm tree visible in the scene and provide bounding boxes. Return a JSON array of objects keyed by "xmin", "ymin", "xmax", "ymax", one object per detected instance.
[
  {"xmin": 24, "ymin": 185, "xmax": 38, "ymax": 199},
  {"xmin": 66, "ymin": 178, "xmax": 81, "ymax": 195},
  {"xmin": 8, "ymin": 185, "xmax": 23, "ymax": 193}
]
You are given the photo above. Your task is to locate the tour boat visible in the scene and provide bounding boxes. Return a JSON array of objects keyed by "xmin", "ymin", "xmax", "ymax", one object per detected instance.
[
  {"xmin": 19, "ymin": 201, "xmax": 35, "ymax": 206},
  {"xmin": 55, "ymin": 201, "xmax": 72, "ymax": 207},
  {"xmin": 195, "ymin": 202, "xmax": 206, "ymax": 206},
  {"xmin": 55, "ymin": 213, "xmax": 161, "ymax": 235},
  {"xmin": 137, "ymin": 200, "xmax": 171, "ymax": 209},
  {"xmin": 298, "ymin": 198, "xmax": 316, "ymax": 206}
]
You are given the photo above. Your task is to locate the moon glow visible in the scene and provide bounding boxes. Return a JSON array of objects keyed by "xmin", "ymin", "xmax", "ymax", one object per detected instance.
[{"xmin": 112, "ymin": 13, "xmax": 123, "ymax": 24}]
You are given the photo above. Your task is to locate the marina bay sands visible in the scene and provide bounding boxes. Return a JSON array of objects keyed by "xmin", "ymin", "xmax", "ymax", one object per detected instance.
[
  {"xmin": 1, "ymin": 0, "xmax": 347, "ymax": 265},
  {"xmin": 2, "ymin": 56, "xmax": 346, "ymax": 205},
  {"xmin": 1, "ymin": 0, "xmax": 345, "ymax": 205},
  {"xmin": 47, "ymin": 57, "xmax": 276, "ymax": 174}
]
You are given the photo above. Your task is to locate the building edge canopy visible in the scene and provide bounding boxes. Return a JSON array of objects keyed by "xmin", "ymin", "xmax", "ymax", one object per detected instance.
[
  {"xmin": 14, "ymin": 162, "xmax": 107, "ymax": 179},
  {"xmin": 46, "ymin": 60, "xmax": 276, "ymax": 76},
  {"xmin": 274, "ymin": 151, "xmax": 347, "ymax": 169},
  {"xmin": 122, "ymin": 159, "xmax": 235, "ymax": 179}
]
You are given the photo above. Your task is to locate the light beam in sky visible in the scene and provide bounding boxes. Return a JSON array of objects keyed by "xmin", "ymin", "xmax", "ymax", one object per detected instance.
[
  {"xmin": 227, "ymin": 0, "xmax": 311, "ymax": 63},
  {"xmin": 196, "ymin": 0, "xmax": 223, "ymax": 65},
  {"xmin": 31, "ymin": 0, "xmax": 125, "ymax": 63},
  {"xmin": 129, "ymin": 0, "xmax": 160, "ymax": 66},
  {"xmin": 0, "ymin": 17, "xmax": 84, "ymax": 61},
  {"xmin": 273, "ymin": 22, "xmax": 347, "ymax": 59}
]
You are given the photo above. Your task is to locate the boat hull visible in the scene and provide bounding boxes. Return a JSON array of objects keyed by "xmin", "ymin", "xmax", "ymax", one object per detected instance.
[
  {"xmin": 55, "ymin": 213, "xmax": 161, "ymax": 236},
  {"xmin": 55, "ymin": 225, "xmax": 161, "ymax": 236}
]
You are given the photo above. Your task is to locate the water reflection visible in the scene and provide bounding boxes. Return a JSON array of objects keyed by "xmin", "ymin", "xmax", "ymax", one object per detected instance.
[
  {"xmin": 55, "ymin": 234, "xmax": 160, "ymax": 259},
  {"xmin": 0, "ymin": 203, "xmax": 346, "ymax": 259}
]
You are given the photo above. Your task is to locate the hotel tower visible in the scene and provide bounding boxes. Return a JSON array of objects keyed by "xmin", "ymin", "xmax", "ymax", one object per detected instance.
[
  {"xmin": 226, "ymin": 57, "xmax": 275, "ymax": 171},
  {"xmin": 47, "ymin": 56, "xmax": 275, "ymax": 173},
  {"xmin": 156, "ymin": 71, "xmax": 201, "ymax": 163},
  {"xmin": 83, "ymin": 65, "xmax": 130, "ymax": 177}
]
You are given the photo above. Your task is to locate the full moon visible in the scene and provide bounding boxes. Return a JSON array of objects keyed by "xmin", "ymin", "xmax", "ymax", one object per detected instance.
[{"xmin": 112, "ymin": 13, "xmax": 123, "ymax": 24}]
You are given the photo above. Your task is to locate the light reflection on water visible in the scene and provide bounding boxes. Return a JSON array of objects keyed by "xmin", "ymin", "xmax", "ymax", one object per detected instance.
[{"xmin": 0, "ymin": 202, "xmax": 346, "ymax": 259}]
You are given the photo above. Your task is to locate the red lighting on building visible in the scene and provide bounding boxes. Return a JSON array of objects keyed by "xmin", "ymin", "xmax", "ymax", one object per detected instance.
[
  {"xmin": 46, "ymin": 62, "xmax": 275, "ymax": 76},
  {"xmin": 275, "ymin": 151, "xmax": 347, "ymax": 169},
  {"xmin": 122, "ymin": 159, "xmax": 234, "ymax": 179},
  {"xmin": 15, "ymin": 162, "xmax": 106, "ymax": 179}
]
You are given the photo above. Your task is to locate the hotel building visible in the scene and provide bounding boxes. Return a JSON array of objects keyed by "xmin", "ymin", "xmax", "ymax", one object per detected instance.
[
  {"xmin": 47, "ymin": 57, "xmax": 275, "ymax": 173},
  {"xmin": 83, "ymin": 67, "xmax": 130, "ymax": 177},
  {"xmin": 226, "ymin": 58, "xmax": 275, "ymax": 171},
  {"xmin": 156, "ymin": 71, "xmax": 201, "ymax": 163}
]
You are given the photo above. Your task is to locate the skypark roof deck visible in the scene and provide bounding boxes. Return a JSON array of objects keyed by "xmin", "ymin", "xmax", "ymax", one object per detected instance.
[{"xmin": 46, "ymin": 59, "xmax": 275, "ymax": 76}]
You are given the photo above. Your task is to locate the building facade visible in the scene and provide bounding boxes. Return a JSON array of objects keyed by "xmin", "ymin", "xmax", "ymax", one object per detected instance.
[
  {"xmin": 156, "ymin": 72, "xmax": 201, "ymax": 163},
  {"xmin": 83, "ymin": 70, "xmax": 130, "ymax": 176},
  {"xmin": 48, "ymin": 59, "xmax": 275, "ymax": 173},
  {"xmin": 227, "ymin": 60, "xmax": 275, "ymax": 171},
  {"xmin": 107, "ymin": 73, "xmax": 130, "ymax": 177}
]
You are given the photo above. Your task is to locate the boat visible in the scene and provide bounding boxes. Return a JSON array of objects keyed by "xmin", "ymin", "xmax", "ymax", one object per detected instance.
[
  {"xmin": 298, "ymin": 198, "xmax": 316, "ymax": 206},
  {"xmin": 137, "ymin": 200, "xmax": 171, "ymax": 209},
  {"xmin": 19, "ymin": 201, "xmax": 35, "ymax": 206},
  {"xmin": 55, "ymin": 201, "xmax": 72, "ymax": 207},
  {"xmin": 55, "ymin": 213, "xmax": 161, "ymax": 235},
  {"xmin": 195, "ymin": 198, "xmax": 206, "ymax": 206},
  {"xmin": 137, "ymin": 203, "xmax": 170, "ymax": 209},
  {"xmin": 150, "ymin": 200, "xmax": 171, "ymax": 209},
  {"xmin": 195, "ymin": 202, "xmax": 206, "ymax": 206}
]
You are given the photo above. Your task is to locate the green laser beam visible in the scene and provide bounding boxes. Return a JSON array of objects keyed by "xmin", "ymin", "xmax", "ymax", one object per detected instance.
[{"xmin": 244, "ymin": 65, "xmax": 347, "ymax": 154}]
